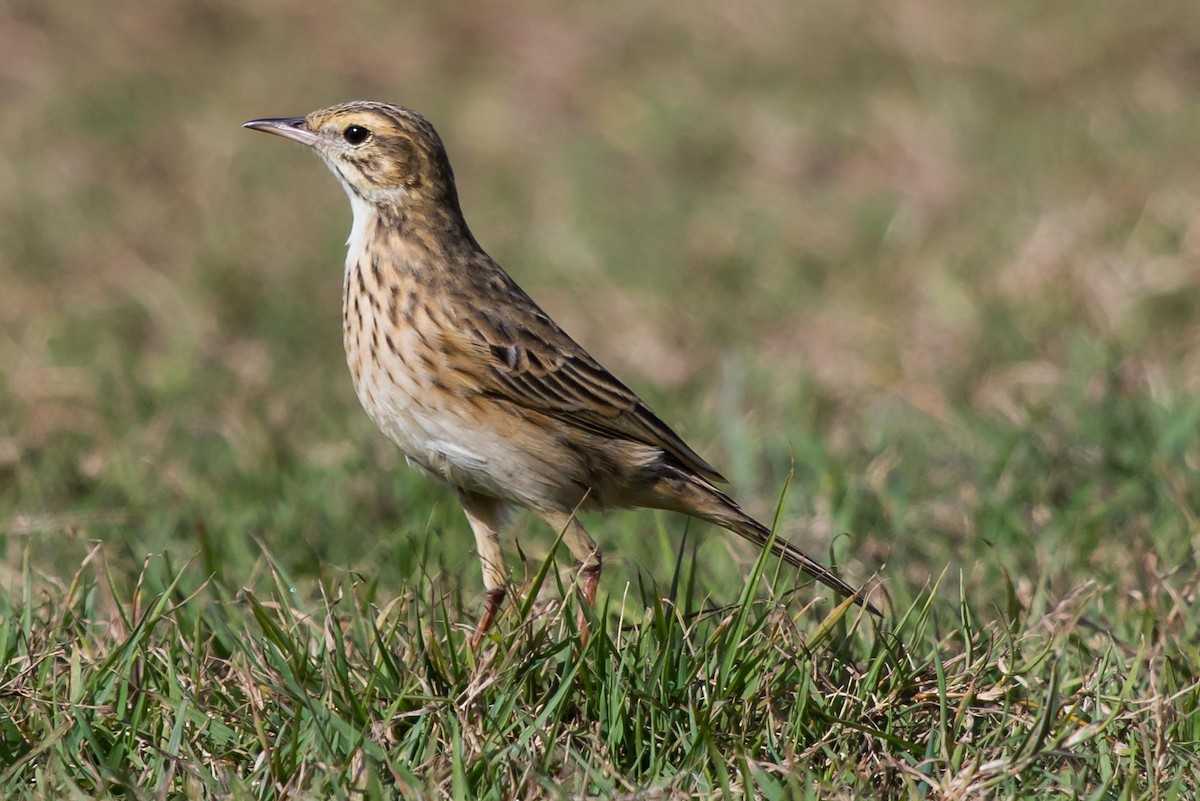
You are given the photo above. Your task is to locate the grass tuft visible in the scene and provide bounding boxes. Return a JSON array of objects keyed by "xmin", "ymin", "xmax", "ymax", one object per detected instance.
[{"xmin": 1, "ymin": 531, "xmax": 1197, "ymax": 797}]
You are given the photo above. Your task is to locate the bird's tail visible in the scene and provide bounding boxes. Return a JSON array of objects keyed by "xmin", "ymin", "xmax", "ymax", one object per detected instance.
[{"xmin": 644, "ymin": 467, "xmax": 881, "ymax": 616}]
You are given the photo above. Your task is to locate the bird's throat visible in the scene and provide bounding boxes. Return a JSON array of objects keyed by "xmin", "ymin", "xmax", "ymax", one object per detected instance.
[{"xmin": 345, "ymin": 192, "xmax": 377, "ymax": 266}]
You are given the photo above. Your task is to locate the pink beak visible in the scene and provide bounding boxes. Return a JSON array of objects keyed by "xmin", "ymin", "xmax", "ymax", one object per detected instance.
[{"xmin": 242, "ymin": 117, "xmax": 320, "ymax": 147}]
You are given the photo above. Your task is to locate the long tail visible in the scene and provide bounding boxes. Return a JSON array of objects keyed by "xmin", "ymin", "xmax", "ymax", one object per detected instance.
[
  {"xmin": 720, "ymin": 504, "xmax": 881, "ymax": 616},
  {"xmin": 645, "ymin": 467, "xmax": 881, "ymax": 616}
]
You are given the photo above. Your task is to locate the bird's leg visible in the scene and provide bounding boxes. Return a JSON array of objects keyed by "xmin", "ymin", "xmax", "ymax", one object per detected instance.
[
  {"xmin": 471, "ymin": 587, "xmax": 506, "ymax": 649},
  {"xmin": 580, "ymin": 561, "xmax": 601, "ymax": 607},
  {"xmin": 459, "ymin": 492, "xmax": 510, "ymax": 648},
  {"xmin": 577, "ymin": 560, "xmax": 602, "ymax": 645},
  {"xmin": 544, "ymin": 511, "xmax": 602, "ymax": 643}
]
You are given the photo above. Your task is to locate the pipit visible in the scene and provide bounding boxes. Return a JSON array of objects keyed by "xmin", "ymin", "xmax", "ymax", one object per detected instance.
[{"xmin": 244, "ymin": 101, "xmax": 878, "ymax": 645}]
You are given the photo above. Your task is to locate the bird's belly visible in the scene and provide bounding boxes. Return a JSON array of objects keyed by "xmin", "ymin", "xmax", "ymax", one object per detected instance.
[{"xmin": 344, "ymin": 324, "xmax": 573, "ymax": 507}]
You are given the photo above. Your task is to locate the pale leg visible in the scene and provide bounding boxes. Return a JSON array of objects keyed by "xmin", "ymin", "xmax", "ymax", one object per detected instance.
[
  {"xmin": 541, "ymin": 510, "xmax": 602, "ymax": 642},
  {"xmin": 459, "ymin": 491, "xmax": 509, "ymax": 648}
]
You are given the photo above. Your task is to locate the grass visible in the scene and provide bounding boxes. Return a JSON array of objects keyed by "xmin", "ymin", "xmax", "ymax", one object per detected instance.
[
  {"xmin": 3, "ymin": 0, "xmax": 1200, "ymax": 797},
  {"xmin": 2, "ymin": 514, "xmax": 1196, "ymax": 798}
]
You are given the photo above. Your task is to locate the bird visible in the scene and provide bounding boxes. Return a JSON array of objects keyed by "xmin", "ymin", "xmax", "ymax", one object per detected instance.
[{"xmin": 243, "ymin": 101, "xmax": 878, "ymax": 646}]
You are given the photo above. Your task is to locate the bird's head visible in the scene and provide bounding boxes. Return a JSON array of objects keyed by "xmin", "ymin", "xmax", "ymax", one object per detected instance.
[{"xmin": 244, "ymin": 101, "xmax": 462, "ymax": 219}]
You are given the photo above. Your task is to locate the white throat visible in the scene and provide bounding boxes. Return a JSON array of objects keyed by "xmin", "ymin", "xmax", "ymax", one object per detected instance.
[{"xmin": 342, "ymin": 185, "xmax": 375, "ymax": 271}]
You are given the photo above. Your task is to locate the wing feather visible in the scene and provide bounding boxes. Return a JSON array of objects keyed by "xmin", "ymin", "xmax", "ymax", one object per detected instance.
[{"xmin": 438, "ymin": 273, "xmax": 726, "ymax": 484}]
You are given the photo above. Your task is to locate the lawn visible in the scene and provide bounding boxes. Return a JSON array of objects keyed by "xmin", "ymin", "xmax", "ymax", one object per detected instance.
[{"xmin": 2, "ymin": 1, "xmax": 1199, "ymax": 797}]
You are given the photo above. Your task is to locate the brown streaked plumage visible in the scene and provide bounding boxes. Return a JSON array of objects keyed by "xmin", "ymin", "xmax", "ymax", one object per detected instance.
[{"xmin": 244, "ymin": 101, "xmax": 879, "ymax": 645}]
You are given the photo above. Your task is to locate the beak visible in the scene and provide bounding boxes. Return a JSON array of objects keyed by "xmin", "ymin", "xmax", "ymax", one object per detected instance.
[{"xmin": 242, "ymin": 117, "xmax": 319, "ymax": 147}]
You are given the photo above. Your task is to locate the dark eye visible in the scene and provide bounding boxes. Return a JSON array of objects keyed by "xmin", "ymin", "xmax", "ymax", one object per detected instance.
[{"xmin": 343, "ymin": 125, "xmax": 370, "ymax": 145}]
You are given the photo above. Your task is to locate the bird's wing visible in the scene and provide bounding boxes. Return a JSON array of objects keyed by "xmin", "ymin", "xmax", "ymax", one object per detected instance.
[{"xmin": 439, "ymin": 272, "xmax": 727, "ymax": 484}]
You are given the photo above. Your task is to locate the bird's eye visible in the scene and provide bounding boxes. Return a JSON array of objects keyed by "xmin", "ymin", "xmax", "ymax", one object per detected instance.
[{"xmin": 343, "ymin": 125, "xmax": 370, "ymax": 145}]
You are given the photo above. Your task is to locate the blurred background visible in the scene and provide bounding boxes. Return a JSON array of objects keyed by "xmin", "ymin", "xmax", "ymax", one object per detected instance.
[{"xmin": 2, "ymin": 0, "xmax": 1199, "ymax": 611}]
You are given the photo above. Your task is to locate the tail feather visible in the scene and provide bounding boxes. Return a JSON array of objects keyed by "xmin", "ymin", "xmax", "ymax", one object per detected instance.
[
  {"xmin": 724, "ymin": 508, "xmax": 881, "ymax": 616},
  {"xmin": 644, "ymin": 467, "xmax": 881, "ymax": 616}
]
